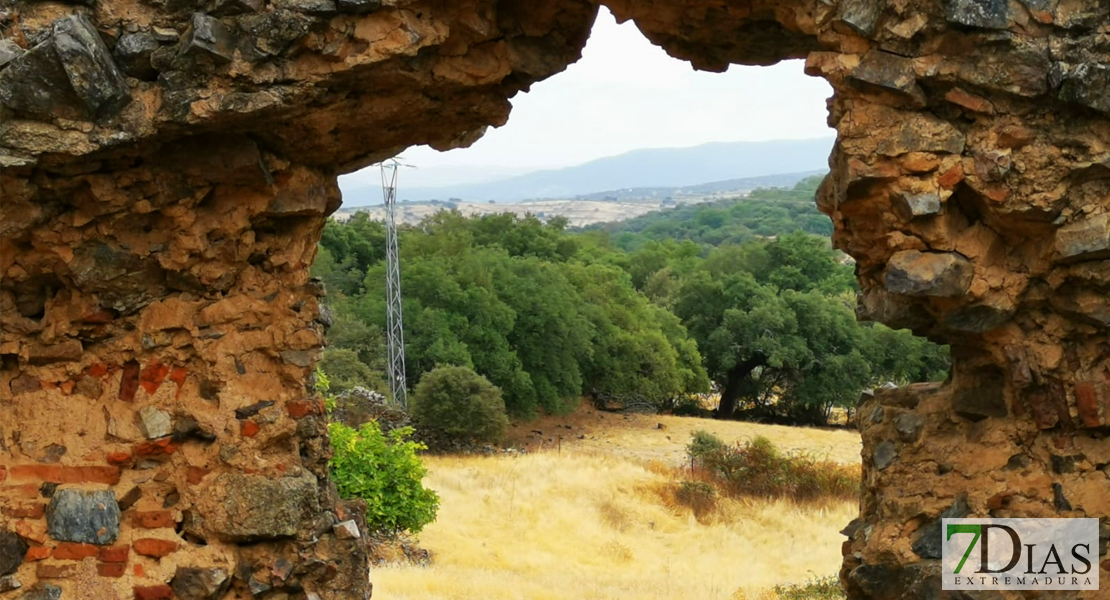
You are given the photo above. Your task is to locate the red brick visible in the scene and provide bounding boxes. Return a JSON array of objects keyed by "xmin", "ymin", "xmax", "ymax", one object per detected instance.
[
  {"xmin": 120, "ymin": 360, "xmax": 141, "ymax": 402},
  {"xmin": 133, "ymin": 538, "xmax": 178, "ymax": 558},
  {"xmin": 99, "ymin": 545, "xmax": 130, "ymax": 563},
  {"xmin": 139, "ymin": 361, "xmax": 170, "ymax": 396},
  {"xmin": 24, "ymin": 546, "xmax": 51, "ymax": 561},
  {"xmin": 37, "ymin": 563, "xmax": 76, "ymax": 579},
  {"xmin": 132, "ymin": 438, "xmax": 178, "ymax": 457},
  {"xmin": 5, "ymin": 483, "xmax": 40, "ymax": 499},
  {"xmin": 59, "ymin": 380, "xmax": 75, "ymax": 395},
  {"xmin": 10, "ymin": 503, "xmax": 45, "ymax": 519},
  {"xmin": 107, "ymin": 451, "xmax": 133, "ymax": 466},
  {"xmin": 133, "ymin": 564, "xmax": 144, "ymax": 578},
  {"xmin": 985, "ymin": 185, "xmax": 1009, "ymax": 202},
  {"xmin": 938, "ymin": 164, "xmax": 964, "ymax": 189},
  {"xmin": 1075, "ymin": 381, "xmax": 1106, "ymax": 428},
  {"xmin": 54, "ymin": 542, "xmax": 101, "ymax": 560},
  {"xmin": 240, "ymin": 420, "xmax": 260, "ymax": 438},
  {"xmin": 86, "ymin": 363, "xmax": 109, "ymax": 378},
  {"xmin": 131, "ymin": 511, "xmax": 175, "ymax": 529},
  {"xmin": 98, "ymin": 562, "xmax": 127, "ymax": 578},
  {"xmin": 169, "ymin": 367, "xmax": 187, "ymax": 389},
  {"xmin": 286, "ymin": 400, "xmax": 323, "ymax": 419},
  {"xmin": 133, "ymin": 584, "xmax": 174, "ymax": 600},
  {"xmin": 9, "ymin": 465, "xmax": 121, "ymax": 485},
  {"xmin": 82, "ymin": 310, "xmax": 116, "ymax": 324},
  {"xmin": 14, "ymin": 520, "xmax": 47, "ymax": 544},
  {"xmin": 944, "ymin": 87, "xmax": 994, "ymax": 114},
  {"xmin": 186, "ymin": 467, "xmax": 211, "ymax": 485}
]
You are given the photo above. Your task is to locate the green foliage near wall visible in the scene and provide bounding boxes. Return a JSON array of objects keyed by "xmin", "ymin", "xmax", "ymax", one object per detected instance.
[{"xmin": 328, "ymin": 421, "xmax": 440, "ymax": 536}]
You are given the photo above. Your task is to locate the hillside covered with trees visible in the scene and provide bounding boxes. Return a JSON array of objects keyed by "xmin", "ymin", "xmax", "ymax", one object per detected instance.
[
  {"xmin": 313, "ymin": 181, "xmax": 947, "ymax": 426},
  {"xmin": 589, "ymin": 175, "xmax": 833, "ymax": 251}
]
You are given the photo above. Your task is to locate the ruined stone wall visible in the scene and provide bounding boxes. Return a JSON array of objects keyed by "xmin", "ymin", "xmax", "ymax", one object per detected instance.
[
  {"xmin": 1, "ymin": 135, "xmax": 374, "ymax": 599},
  {"xmin": 0, "ymin": 1, "xmax": 595, "ymax": 599},
  {"xmin": 604, "ymin": 0, "xmax": 1110, "ymax": 594},
  {"xmin": 1, "ymin": 0, "xmax": 1108, "ymax": 598}
]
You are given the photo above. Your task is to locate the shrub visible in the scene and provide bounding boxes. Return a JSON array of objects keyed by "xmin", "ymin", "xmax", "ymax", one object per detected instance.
[
  {"xmin": 687, "ymin": 433, "xmax": 859, "ymax": 503},
  {"xmin": 772, "ymin": 575, "xmax": 845, "ymax": 600},
  {"xmin": 674, "ymin": 480, "xmax": 717, "ymax": 519},
  {"xmin": 687, "ymin": 429, "xmax": 727, "ymax": 461},
  {"xmin": 328, "ymin": 421, "xmax": 439, "ymax": 536},
  {"xmin": 315, "ymin": 367, "xmax": 336, "ymax": 413},
  {"xmin": 411, "ymin": 366, "xmax": 509, "ymax": 444},
  {"xmin": 669, "ymin": 395, "xmax": 712, "ymax": 417}
]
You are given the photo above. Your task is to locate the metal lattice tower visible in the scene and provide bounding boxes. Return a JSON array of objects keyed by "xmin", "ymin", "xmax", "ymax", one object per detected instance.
[{"xmin": 381, "ymin": 160, "xmax": 408, "ymax": 409}]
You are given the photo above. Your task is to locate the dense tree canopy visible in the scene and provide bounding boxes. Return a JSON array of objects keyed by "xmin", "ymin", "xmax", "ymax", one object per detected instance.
[
  {"xmin": 589, "ymin": 176, "xmax": 833, "ymax": 251},
  {"xmin": 318, "ymin": 211, "xmax": 708, "ymax": 417},
  {"xmin": 313, "ymin": 180, "xmax": 948, "ymax": 425}
]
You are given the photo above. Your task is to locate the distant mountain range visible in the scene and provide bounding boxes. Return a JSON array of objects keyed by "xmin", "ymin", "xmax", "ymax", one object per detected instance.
[
  {"xmin": 340, "ymin": 137, "xmax": 834, "ymax": 206},
  {"xmin": 574, "ymin": 170, "xmax": 826, "ymax": 201}
]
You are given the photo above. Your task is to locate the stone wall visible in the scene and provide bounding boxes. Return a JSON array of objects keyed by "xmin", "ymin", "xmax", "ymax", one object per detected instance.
[
  {"xmin": 1, "ymin": 0, "xmax": 1108, "ymax": 598},
  {"xmin": 0, "ymin": 136, "xmax": 373, "ymax": 599},
  {"xmin": 1, "ymin": 2, "xmax": 595, "ymax": 599}
]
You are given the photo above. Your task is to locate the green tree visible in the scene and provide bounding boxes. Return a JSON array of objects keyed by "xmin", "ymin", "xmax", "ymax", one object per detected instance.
[
  {"xmin": 411, "ymin": 366, "xmax": 510, "ymax": 443},
  {"xmin": 313, "ymin": 200, "xmax": 944, "ymax": 427},
  {"xmin": 589, "ymin": 175, "xmax": 832, "ymax": 250},
  {"xmin": 567, "ymin": 262, "xmax": 709, "ymax": 410},
  {"xmin": 675, "ymin": 269, "xmax": 805, "ymax": 418},
  {"xmin": 319, "ymin": 348, "xmax": 388, "ymax": 395}
]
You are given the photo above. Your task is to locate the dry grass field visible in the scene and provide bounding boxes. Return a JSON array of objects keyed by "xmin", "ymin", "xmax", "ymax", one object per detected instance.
[{"xmin": 372, "ymin": 406, "xmax": 862, "ymax": 600}]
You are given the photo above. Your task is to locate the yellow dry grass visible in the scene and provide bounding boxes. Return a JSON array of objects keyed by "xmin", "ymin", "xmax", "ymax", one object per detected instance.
[
  {"xmin": 373, "ymin": 412, "xmax": 861, "ymax": 600},
  {"xmin": 518, "ymin": 412, "xmax": 863, "ymax": 466}
]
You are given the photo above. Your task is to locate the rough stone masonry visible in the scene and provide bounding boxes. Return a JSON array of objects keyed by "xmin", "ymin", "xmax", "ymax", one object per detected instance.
[{"xmin": 0, "ymin": 0, "xmax": 1107, "ymax": 598}]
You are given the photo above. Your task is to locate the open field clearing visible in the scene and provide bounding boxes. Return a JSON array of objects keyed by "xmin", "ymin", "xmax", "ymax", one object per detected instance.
[
  {"xmin": 506, "ymin": 406, "xmax": 863, "ymax": 467},
  {"xmin": 372, "ymin": 408, "xmax": 862, "ymax": 600}
]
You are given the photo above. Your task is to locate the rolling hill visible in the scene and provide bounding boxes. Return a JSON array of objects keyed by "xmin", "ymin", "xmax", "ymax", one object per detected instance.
[{"xmin": 340, "ymin": 138, "xmax": 834, "ymax": 205}]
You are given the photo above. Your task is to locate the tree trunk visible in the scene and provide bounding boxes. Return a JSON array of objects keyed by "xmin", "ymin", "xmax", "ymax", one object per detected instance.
[{"xmin": 715, "ymin": 356, "xmax": 765, "ymax": 419}]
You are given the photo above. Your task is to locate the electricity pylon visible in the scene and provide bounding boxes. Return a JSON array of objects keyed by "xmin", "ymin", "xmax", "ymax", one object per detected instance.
[{"xmin": 380, "ymin": 159, "xmax": 408, "ymax": 409}]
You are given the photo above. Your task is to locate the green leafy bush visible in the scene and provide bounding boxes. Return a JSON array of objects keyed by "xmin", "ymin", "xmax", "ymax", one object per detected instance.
[
  {"xmin": 687, "ymin": 433, "xmax": 859, "ymax": 503},
  {"xmin": 328, "ymin": 421, "xmax": 439, "ymax": 536},
  {"xmin": 687, "ymin": 429, "xmax": 727, "ymax": 460},
  {"xmin": 315, "ymin": 367, "xmax": 336, "ymax": 413},
  {"xmin": 411, "ymin": 366, "xmax": 509, "ymax": 444}
]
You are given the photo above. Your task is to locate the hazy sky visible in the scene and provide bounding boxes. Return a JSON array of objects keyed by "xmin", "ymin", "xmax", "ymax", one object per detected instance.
[{"xmin": 340, "ymin": 8, "xmax": 833, "ymax": 192}]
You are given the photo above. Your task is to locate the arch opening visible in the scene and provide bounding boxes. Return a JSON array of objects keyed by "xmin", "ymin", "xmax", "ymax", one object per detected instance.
[{"xmin": 1, "ymin": 0, "xmax": 1107, "ymax": 598}]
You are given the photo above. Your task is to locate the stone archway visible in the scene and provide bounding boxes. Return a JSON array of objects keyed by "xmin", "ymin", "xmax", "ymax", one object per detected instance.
[{"xmin": 1, "ymin": 1, "xmax": 1107, "ymax": 598}]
